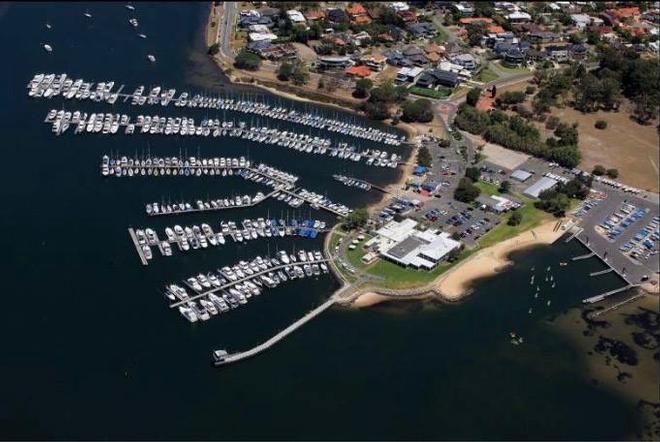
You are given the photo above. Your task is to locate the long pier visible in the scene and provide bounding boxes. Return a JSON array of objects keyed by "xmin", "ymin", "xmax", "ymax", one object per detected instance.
[
  {"xmin": 279, "ymin": 188, "xmax": 349, "ymax": 218},
  {"xmin": 213, "ymin": 295, "xmax": 338, "ymax": 366},
  {"xmin": 582, "ymin": 284, "xmax": 639, "ymax": 304},
  {"xmin": 589, "ymin": 291, "xmax": 646, "ymax": 318},
  {"xmin": 170, "ymin": 258, "xmax": 331, "ymax": 308},
  {"xmin": 572, "ymin": 251, "xmax": 595, "ymax": 261}
]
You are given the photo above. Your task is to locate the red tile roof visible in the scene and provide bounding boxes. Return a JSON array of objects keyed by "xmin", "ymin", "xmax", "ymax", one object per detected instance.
[
  {"xmin": 346, "ymin": 4, "xmax": 367, "ymax": 17},
  {"xmin": 460, "ymin": 17, "xmax": 494, "ymax": 24},
  {"xmin": 345, "ymin": 65, "xmax": 372, "ymax": 77}
]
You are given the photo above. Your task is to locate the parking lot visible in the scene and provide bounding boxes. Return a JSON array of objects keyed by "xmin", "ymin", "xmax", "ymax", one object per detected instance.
[{"xmin": 575, "ymin": 190, "xmax": 659, "ymax": 284}]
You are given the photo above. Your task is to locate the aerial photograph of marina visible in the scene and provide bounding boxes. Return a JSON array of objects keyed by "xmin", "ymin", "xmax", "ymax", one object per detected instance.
[{"xmin": 2, "ymin": 1, "xmax": 659, "ymax": 440}]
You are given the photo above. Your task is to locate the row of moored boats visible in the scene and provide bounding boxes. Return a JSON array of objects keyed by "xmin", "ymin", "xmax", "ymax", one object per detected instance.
[
  {"xmin": 29, "ymin": 73, "xmax": 403, "ymax": 145},
  {"xmin": 168, "ymin": 250, "xmax": 329, "ymax": 322}
]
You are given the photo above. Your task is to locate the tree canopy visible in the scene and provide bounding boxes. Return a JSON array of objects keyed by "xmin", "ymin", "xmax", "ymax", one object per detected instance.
[{"xmin": 234, "ymin": 49, "xmax": 262, "ymax": 71}]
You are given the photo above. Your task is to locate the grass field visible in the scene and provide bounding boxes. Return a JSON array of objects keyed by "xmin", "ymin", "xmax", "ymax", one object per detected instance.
[
  {"xmin": 432, "ymin": 27, "xmax": 449, "ymax": 43},
  {"xmin": 409, "ymin": 86, "xmax": 453, "ymax": 99},
  {"xmin": 474, "ymin": 66, "xmax": 499, "ymax": 83},
  {"xmin": 475, "ymin": 180, "xmax": 500, "ymax": 196},
  {"xmin": 477, "ymin": 196, "xmax": 550, "ymax": 249}
]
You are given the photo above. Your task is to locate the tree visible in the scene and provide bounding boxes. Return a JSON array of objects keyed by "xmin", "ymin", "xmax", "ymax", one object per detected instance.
[
  {"xmin": 499, "ymin": 180, "xmax": 511, "ymax": 193},
  {"xmin": 545, "ymin": 116, "xmax": 560, "ymax": 130},
  {"xmin": 496, "ymin": 91, "xmax": 526, "ymax": 106},
  {"xmin": 507, "ymin": 210, "xmax": 522, "ymax": 226},
  {"xmin": 535, "ymin": 189, "xmax": 570, "ymax": 217},
  {"xmin": 454, "ymin": 177, "xmax": 481, "ymax": 202},
  {"xmin": 353, "ymin": 78, "xmax": 373, "ymax": 99},
  {"xmin": 525, "ymin": 85, "xmax": 536, "ymax": 95},
  {"xmin": 207, "ymin": 43, "xmax": 220, "ymax": 56},
  {"xmin": 592, "ymin": 164, "xmax": 607, "ymax": 176},
  {"xmin": 466, "ymin": 87, "xmax": 482, "ymax": 106},
  {"xmin": 344, "ymin": 208, "xmax": 369, "ymax": 230},
  {"xmin": 233, "ymin": 49, "xmax": 262, "ymax": 71},
  {"xmin": 402, "ymin": 99, "xmax": 433, "ymax": 123},
  {"xmin": 595, "ymin": 120, "xmax": 607, "ymax": 129},
  {"xmin": 465, "ymin": 166, "xmax": 481, "ymax": 182},
  {"xmin": 606, "ymin": 168, "xmax": 619, "ymax": 179},
  {"xmin": 417, "ymin": 145, "xmax": 432, "ymax": 167}
]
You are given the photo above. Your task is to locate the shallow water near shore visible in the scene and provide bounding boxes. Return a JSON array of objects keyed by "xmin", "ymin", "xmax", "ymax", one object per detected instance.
[{"xmin": 0, "ymin": 3, "xmax": 654, "ymax": 440}]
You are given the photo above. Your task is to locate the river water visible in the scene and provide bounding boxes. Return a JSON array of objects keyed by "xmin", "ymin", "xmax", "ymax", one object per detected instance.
[{"xmin": 0, "ymin": 2, "xmax": 643, "ymax": 439}]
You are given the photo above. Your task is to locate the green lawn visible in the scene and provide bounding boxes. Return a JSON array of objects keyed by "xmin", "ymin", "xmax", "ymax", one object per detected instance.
[
  {"xmin": 409, "ymin": 86, "xmax": 453, "ymax": 99},
  {"xmin": 475, "ymin": 180, "xmax": 500, "ymax": 196},
  {"xmin": 474, "ymin": 66, "xmax": 499, "ymax": 83},
  {"xmin": 432, "ymin": 26, "xmax": 449, "ymax": 43},
  {"xmin": 346, "ymin": 242, "xmax": 369, "ymax": 269},
  {"xmin": 493, "ymin": 61, "xmax": 530, "ymax": 74},
  {"xmin": 477, "ymin": 196, "xmax": 550, "ymax": 249}
]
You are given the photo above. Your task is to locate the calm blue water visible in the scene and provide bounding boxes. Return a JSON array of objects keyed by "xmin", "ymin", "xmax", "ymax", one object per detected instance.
[{"xmin": 0, "ymin": 2, "xmax": 643, "ymax": 439}]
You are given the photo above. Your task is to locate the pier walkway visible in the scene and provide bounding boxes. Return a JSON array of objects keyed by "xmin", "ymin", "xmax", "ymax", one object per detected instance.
[
  {"xmin": 147, "ymin": 190, "xmax": 278, "ymax": 217},
  {"xmin": 213, "ymin": 295, "xmax": 337, "ymax": 366},
  {"xmin": 212, "ymin": 282, "xmax": 359, "ymax": 366},
  {"xmin": 280, "ymin": 188, "xmax": 348, "ymax": 218},
  {"xmin": 582, "ymin": 284, "xmax": 639, "ymax": 304},
  {"xmin": 170, "ymin": 258, "xmax": 331, "ymax": 308}
]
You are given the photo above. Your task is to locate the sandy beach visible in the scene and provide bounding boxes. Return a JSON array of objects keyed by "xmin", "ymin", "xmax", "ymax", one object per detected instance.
[
  {"xmin": 434, "ymin": 220, "xmax": 567, "ymax": 300},
  {"xmin": 352, "ymin": 292, "xmax": 391, "ymax": 307}
]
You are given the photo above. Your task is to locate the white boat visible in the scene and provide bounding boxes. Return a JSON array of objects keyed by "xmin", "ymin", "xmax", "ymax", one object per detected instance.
[
  {"xmin": 125, "ymin": 4, "xmax": 135, "ymax": 10},
  {"xmin": 43, "ymin": 44, "xmax": 53, "ymax": 53},
  {"xmin": 83, "ymin": 11, "xmax": 92, "ymax": 18},
  {"xmin": 138, "ymin": 33, "xmax": 147, "ymax": 39},
  {"xmin": 147, "ymin": 54, "xmax": 156, "ymax": 63},
  {"xmin": 45, "ymin": 23, "xmax": 52, "ymax": 29}
]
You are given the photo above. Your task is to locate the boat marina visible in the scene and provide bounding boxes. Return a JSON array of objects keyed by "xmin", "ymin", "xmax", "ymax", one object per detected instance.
[
  {"xmin": 29, "ymin": 73, "xmax": 404, "ymax": 145},
  {"xmin": 48, "ymin": 108, "xmax": 400, "ymax": 167},
  {"xmin": 166, "ymin": 250, "xmax": 330, "ymax": 323},
  {"xmin": 129, "ymin": 217, "xmax": 328, "ymax": 264},
  {"xmin": 101, "ymin": 153, "xmax": 353, "ymax": 217},
  {"xmin": 333, "ymin": 174, "xmax": 372, "ymax": 191}
]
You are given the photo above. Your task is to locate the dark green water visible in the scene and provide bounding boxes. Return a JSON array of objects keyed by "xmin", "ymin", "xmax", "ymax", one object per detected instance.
[{"xmin": 0, "ymin": 2, "xmax": 643, "ymax": 439}]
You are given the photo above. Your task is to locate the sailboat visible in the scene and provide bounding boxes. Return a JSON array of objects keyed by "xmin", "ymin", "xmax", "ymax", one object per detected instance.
[
  {"xmin": 83, "ymin": 10, "xmax": 93, "ymax": 18},
  {"xmin": 45, "ymin": 23, "xmax": 52, "ymax": 29},
  {"xmin": 138, "ymin": 33, "xmax": 147, "ymax": 39},
  {"xmin": 147, "ymin": 54, "xmax": 156, "ymax": 62},
  {"xmin": 43, "ymin": 43, "xmax": 53, "ymax": 53},
  {"xmin": 547, "ymin": 300, "xmax": 551, "ymax": 306},
  {"xmin": 125, "ymin": 3, "xmax": 135, "ymax": 10}
]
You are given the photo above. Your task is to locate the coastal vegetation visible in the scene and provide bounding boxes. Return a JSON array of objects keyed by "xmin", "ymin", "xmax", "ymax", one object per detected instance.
[
  {"xmin": 343, "ymin": 208, "xmax": 369, "ymax": 230},
  {"xmin": 401, "ymin": 98, "xmax": 434, "ymax": 123},
  {"xmin": 409, "ymin": 86, "xmax": 452, "ymax": 99},
  {"xmin": 233, "ymin": 49, "xmax": 261, "ymax": 71},
  {"xmin": 535, "ymin": 177, "xmax": 590, "ymax": 217}
]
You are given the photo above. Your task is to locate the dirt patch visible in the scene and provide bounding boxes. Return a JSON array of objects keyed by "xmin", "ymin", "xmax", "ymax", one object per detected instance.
[{"xmin": 547, "ymin": 106, "xmax": 659, "ymax": 192}]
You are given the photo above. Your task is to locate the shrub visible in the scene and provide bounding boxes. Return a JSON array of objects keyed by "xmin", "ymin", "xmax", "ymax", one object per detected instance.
[
  {"xmin": 499, "ymin": 180, "xmax": 511, "ymax": 193},
  {"xmin": 525, "ymin": 85, "xmax": 536, "ymax": 95},
  {"xmin": 592, "ymin": 164, "xmax": 607, "ymax": 176},
  {"xmin": 438, "ymin": 138, "xmax": 451, "ymax": 147},
  {"xmin": 207, "ymin": 43, "xmax": 220, "ymax": 56},
  {"xmin": 496, "ymin": 91, "xmax": 526, "ymax": 105},
  {"xmin": 465, "ymin": 166, "xmax": 481, "ymax": 181},
  {"xmin": 545, "ymin": 116, "xmax": 560, "ymax": 130},
  {"xmin": 595, "ymin": 119, "xmax": 608, "ymax": 129},
  {"xmin": 606, "ymin": 168, "xmax": 619, "ymax": 179}
]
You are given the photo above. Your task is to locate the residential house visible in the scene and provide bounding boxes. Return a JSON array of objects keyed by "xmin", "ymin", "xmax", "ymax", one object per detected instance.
[
  {"xmin": 304, "ymin": 10, "xmax": 325, "ymax": 21},
  {"xmin": 453, "ymin": 3, "xmax": 474, "ymax": 16},
  {"xmin": 568, "ymin": 43, "xmax": 587, "ymax": 60},
  {"xmin": 327, "ymin": 8, "xmax": 348, "ymax": 23},
  {"xmin": 378, "ymin": 25, "xmax": 403, "ymax": 42},
  {"xmin": 403, "ymin": 46, "xmax": 429, "ymax": 66},
  {"xmin": 459, "ymin": 17, "xmax": 494, "ymax": 25},
  {"xmin": 353, "ymin": 31, "xmax": 372, "ymax": 46},
  {"xmin": 450, "ymin": 53, "xmax": 479, "ymax": 70},
  {"xmin": 415, "ymin": 69, "xmax": 459, "ymax": 88},
  {"xmin": 389, "ymin": 2, "xmax": 410, "ymax": 13},
  {"xmin": 345, "ymin": 65, "xmax": 372, "ymax": 77},
  {"xmin": 407, "ymin": 22, "xmax": 437, "ymax": 39},
  {"xmin": 286, "ymin": 10, "xmax": 306, "ymax": 25},
  {"xmin": 507, "ymin": 11, "xmax": 532, "ymax": 23},
  {"xmin": 318, "ymin": 55, "xmax": 354, "ymax": 70},
  {"xmin": 545, "ymin": 45, "xmax": 570, "ymax": 62},
  {"xmin": 363, "ymin": 54, "xmax": 386, "ymax": 71},
  {"xmin": 570, "ymin": 13, "xmax": 592, "ymax": 29},
  {"xmin": 398, "ymin": 10, "xmax": 418, "ymax": 23},
  {"xmin": 528, "ymin": 31, "xmax": 561, "ymax": 43},
  {"xmin": 346, "ymin": 4, "xmax": 371, "ymax": 24},
  {"xmin": 395, "ymin": 66, "xmax": 424, "ymax": 84}
]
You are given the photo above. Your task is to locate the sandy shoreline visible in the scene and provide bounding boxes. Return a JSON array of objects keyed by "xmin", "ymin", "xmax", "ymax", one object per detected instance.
[{"xmin": 434, "ymin": 220, "xmax": 568, "ymax": 300}]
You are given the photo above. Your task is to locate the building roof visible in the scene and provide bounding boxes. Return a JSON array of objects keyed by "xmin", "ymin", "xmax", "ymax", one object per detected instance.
[
  {"xmin": 345, "ymin": 65, "xmax": 372, "ymax": 77},
  {"xmin": 524, "ymin": 176, "xmax": 558, "ymax": 198},
  {"xmin": 614, "ymin": 7, "xmax": 640, "ymax": 19},
  {"xmin": 460, "ymin": 17, "xmax": 494, "ymax": 24},
  {"xmin": 487, "ymin": 25, "xmax": 506, "ymax": 34},
  {"xmin": 511, "ymin": 169, "xmax": 532, "ymax": 181},
  {"xmin": 352, "ymin": 15, "xmax": 372, "ymax": 25},
  {"xmin": 304, "ymin": 10, "xmax": 325, "ymax": 20},
  {"xmin": 346, "ymin": 4, "xmax": 367, "ymax": 17}
]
